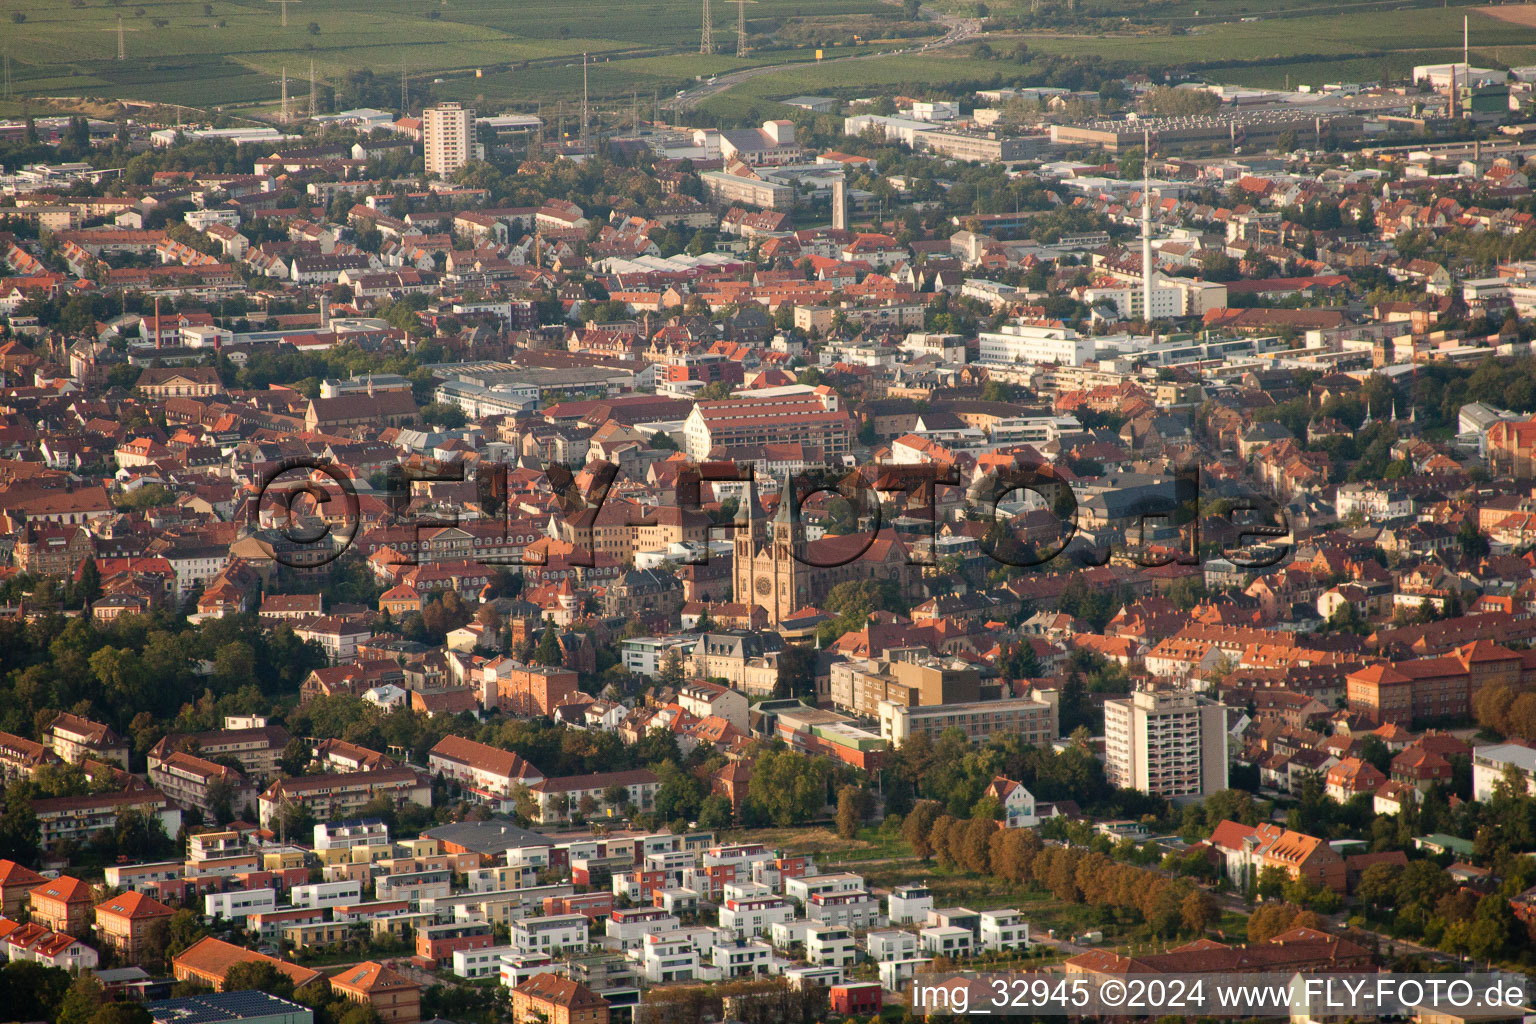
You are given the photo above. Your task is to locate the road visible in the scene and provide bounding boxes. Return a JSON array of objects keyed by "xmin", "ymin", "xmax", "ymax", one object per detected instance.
[{"xmin": 671, "ymin": 3, "xmax": 983, "ymax": 112}]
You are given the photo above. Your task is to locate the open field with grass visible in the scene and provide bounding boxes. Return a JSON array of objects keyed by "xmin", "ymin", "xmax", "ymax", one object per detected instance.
[
  {"xmin": 0, "ymin": 0, "xmax": 895, "ymax": 113},
  {"xmin": 2, "ymin": 0, "xmax": 1525, "ymax": 123},
  {"xmin": 689, "ymin": 6, "xmax": 1536, "ymax": 118}
]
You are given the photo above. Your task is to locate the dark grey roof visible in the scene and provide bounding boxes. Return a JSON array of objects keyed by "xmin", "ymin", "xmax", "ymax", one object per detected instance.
[
  {"xmin": 423, "ymin": 818, "xmax": 554, "ymax": 853},
  {"xmin": 147, "ymin": 991, "xmax": 309, "ymax": 1024}
]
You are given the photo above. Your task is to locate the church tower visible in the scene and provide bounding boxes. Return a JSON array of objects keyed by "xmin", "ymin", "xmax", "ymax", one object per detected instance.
[
  {"xmin": 733, "ymin": 477, "xmax": 764, "ymax": 610},
  {"xmin": 769, "ymin": 482, "xmax": 805, "ymax": 623}
]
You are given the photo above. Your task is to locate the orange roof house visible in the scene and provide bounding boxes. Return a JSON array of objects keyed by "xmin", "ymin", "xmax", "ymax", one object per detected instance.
[
  {"xmin": 511, "ymin": 973, "xmax": 610, "ymax": 1024},
  {"xmin": 172, "ymin": 936, "xmax": 323, "ymax": 991},
  {"xmin": 94, "ymin": 890, "xmax": 175, "ymax": 961},
  {"xmin": 328, "ymin": 960, "xmax": 421, "ymax": 1024},
  {"xmin": 0, "ymin": 860, "xmax": 44, "ymax": 916},
  {"xmin": 29, "ymin": 875, "xmax": 95, "ymax": 937}
]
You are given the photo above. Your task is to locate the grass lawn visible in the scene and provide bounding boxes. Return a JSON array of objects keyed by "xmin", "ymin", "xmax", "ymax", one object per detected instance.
[
  {"xmin": 691, "ymin": 6, "xmax": 1536, "ymax": 115},
  {"xmin": 719, "ymin": 823, "xmax": 912, "ymax": 860},
  {"xmin": 0, "ymin": 0, "xmax": 893, "ymax": 111}
]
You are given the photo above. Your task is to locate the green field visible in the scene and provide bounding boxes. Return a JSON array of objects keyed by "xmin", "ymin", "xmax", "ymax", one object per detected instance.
[
  {"xmin": 0, "ymin": 0, "xmax": 1530, "ymax": 123},
  {"xmin": 0, "ymin": 0, "xmax": 895, "ymax": 114}
]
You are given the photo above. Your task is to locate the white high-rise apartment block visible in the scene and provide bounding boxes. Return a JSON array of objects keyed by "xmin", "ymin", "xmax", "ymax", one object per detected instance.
[
  {"xmin": 1104, "ymin": 688, "xmax": 1228, "ymax": 799},
  {"xmin": 425, "ymin": 102, "xmax": 475, "ymax": 178},
  {"xmin": 977, "ymin": 321, "xmax": 1095, "ymax": 366}
]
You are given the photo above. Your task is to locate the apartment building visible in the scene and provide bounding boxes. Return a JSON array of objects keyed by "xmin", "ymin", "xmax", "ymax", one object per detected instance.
[
  {"xmin": 512, "ymin": 913, "xmax": 589, "ymax": 955},
  {"xmin": 47, "ymin": 713, "xmax": 129, "ymax": 770},
  {"xmin": 866, "ymin": 928, "xmax": 919, "ymax": 961},
  {"xmin": 428, "ymin": 735, "xmax": 545, "ymax": 811},
  {"xmin": 1205, "ymin": 820, "xmax": 1347, "ymax": 893},
  {"xmin": 830, "ymin": 655, "xmax": 982, "ymax": 718},
  {"xmin": 920, "ymin": 925, "xmax": 973, "ymax": 958},
  {"xmin": 528, "ymin": 769, "xmax": 659, "ymax": 824},
  {"xmin": 806, "ymin": 890, "xmax": 881, "ymax": 930},
  {"xmin": 719, "ymin": 895, "xmax": 795, "ymax": 939},
  {"xmin": 1103, "ymin": 688, "xmax": 1228, "ymax": 798},
  {"xmin": 314, "ymin": 819, "xmax": 391, "ymax": 856},
  {"xmin": 806, "ymin": 924, "xmax": 858, "ymax": 968},
  {"xmin": 980, "ymin": 910, "xmax": 1030, "ymax": 952},
  {"xmin": 886, "ymin": 884, "xmax": 933, "ymax": 925},
  {"xmin": 148, "ymin": 750, "xmax": 258, "ymax": 820},
  {"xmin": 417, "ymin": 921, "xmax": 494, "ymax": 969},
  {"xmin": 879, "ymin": 693, "xmax": 1058, "ymax": 748},
  {"xmin": 425, "ymin": 102, "xmax": 476, "ymax": 178},
  {"xmin": 329, "ymin": 961, "xmax": 422, "ymax": 1024},
  {"xmin": 0, "ymin": 730, "xmax": 58, "ymax": 780},
  {"xmin": 257, "ymin": 768, "xmax": 431, "ymax": 830},
  {"xmin": 376, "ymin": 869, "xmax": 453, "ymax": 904},
  {"xmin": 290, "ymin": 880, "xmax": 363, "ymax": 909},
  {"xmin": 148, "ymin": 722, "xmax": 291, "ymax": 778},
  {"xmin": 204, "ymin": 888, "xmax": 278, "ymax": 922},
  {"xmin": 510, "ymin": 973, "xmax": 610, "ymax": 1024},
  {"xmin": 607, "ymin": 908, "xmax": 681, "ymax": 948},
  {"xmin": 977, "ymin": 321, "xmax": 1096, "ymax": 366},
  {"xmin": 34, "ymin": 790, "xmax": 182, "ymax": 853},
  {"xmin": 640, "ymin": 933, "xmax": 698, "ymax": 983},
  {"xmin": 682, "ymin": 393, "xmax": 855, "ymax": 461}
]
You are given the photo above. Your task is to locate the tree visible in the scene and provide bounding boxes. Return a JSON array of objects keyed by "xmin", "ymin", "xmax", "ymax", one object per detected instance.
[
  {"xmin": 658, "ymin": 649, "xmax": 685, "ymax": 689},
  {"xmin": 1180, "ymin": 887, "xmax": 1216, "ymax": 934},
  {"xmin": 959, "ymin": 816, "xmax": 995, "ymax": 873},
  {"xmin": 56, "ymin": 973, "xmax": 103, "ymax": 1024},
  {"xmin": 746, "ymin": 748, "xmax": 828, "ymax": 826},
  {"xmin": 603, "ymin": 782, "xmax": 633, "ymax": 817},
  {"xmin": 223, "ymin": 961, "xmax": 296, "ymax": 1001},
  {"xmin": 533, "ymin": 626, "xmax": 563, "ymax": 666},
  {"xmin": 92, "ymin": 1005, "xmax": 153, "ymax": 1024},
  {"xmin": 774, "ymin": 644, "xmax": 816, "ymax": 700},
  {"xmin": 1458, "ymin": 518, "xmax": 1490, "ymax": 559},
  {"xmin": 698, "ymin": 794, "xmax": 733, "ymax": 829},
  {"xmin": 903, "ymin": 800, "xmax": 942, "ymax": 860},
  {"xmin": 835, "ymin": 785, "xmax": 868, "ymax": 839},
  {"xmin": 420, "ymin": 402, "xmax": 467, "ymax": 429},
  {"xmin": 306, "ymin": 19, "xmax": 320, "ymax": 33}
]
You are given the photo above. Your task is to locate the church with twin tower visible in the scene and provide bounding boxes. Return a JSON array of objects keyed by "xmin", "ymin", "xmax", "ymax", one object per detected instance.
[{"xmin": 731, "ymin": 479, "xmax": 919, "ymax": 626}]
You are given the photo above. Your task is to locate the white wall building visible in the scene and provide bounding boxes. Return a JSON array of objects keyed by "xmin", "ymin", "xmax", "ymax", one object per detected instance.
[
  {"xmin": 1104, "ymin": 689, "xmax": 1228, "ymax": 799},
  {"xmin": 290, "ymin": 880, "xmax": 363, "ymax": 909},
  {"xmin": 511, "ymin": 914, "xmax": 588, "ymax": 955},
  {"xmin": 977, "ymin": 321, "xmax": 1095, "ymax": 366},
  {"xmin": 865, "ymin": 929, "xmax": 920, "ymax": 962},
  {"xmin": 1473, "ymin": 742, "xmax": 1536, "ymax": 802},
  {"xmin": 886, "ymin": 885, "xmax": 934, "ymax": 925},
  {"xmin": 718, "ymin": 896, "xmax": 795, "ymax": 939},
  {"xmin": 424, "ymin": 102, "xmax": 476, "ymax": 178},
  {"xmin": 806, "ymin": 925, "xmax": 858, "ymax": 968},
  {"xmin": 640, "ymin": 933, "xmax": 699, "ymax": 983},
  {"xmin": 204, "ymin": 888, "xmax": 277, "ymax": 922},
  {"xmin": 980, "ymin": 910, "xmax": 1030, "ymax": 952}
]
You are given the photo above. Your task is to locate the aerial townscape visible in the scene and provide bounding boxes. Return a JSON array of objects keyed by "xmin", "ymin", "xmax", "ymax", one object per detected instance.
[{"xmin": 12, "ymin": 1, "xmax": 1536, "ymax": 1023}]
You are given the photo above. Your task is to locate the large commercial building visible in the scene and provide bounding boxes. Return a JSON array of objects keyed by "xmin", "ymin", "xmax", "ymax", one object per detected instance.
[
  {"xmin": 913, "ymin": 128, "xmax": 1051, "ymax": 163},
  {"xmin": 425, "ymin": 102, "xmax": 476, "ymax": 178},
  {"xmin": 977, "ymin": 321, "xmax": 1095, "ymax": 366},
  {"xmin": 699, "ymin": 171, "xmax": 796, "ymax": 211},
  {"xmin": 1050, "ymin": 110, "xmax": 1366, "ymax": 153},
  {"xmin": 1103, "ymin": 688, "xmax": 1227, "ymax": 799},
  {"xmin": 683, "ymin": 393, "xmax": 854, "ymax": 461},
  {"xmin": 878, "ymin": 693, "xmax": 1058, "ymax": 748}
]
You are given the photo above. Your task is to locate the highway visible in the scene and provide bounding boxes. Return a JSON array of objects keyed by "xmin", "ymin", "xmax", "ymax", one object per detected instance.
[{"xmin": 671, "ymin": 2, "xmax": 983, "ymax": 112}]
